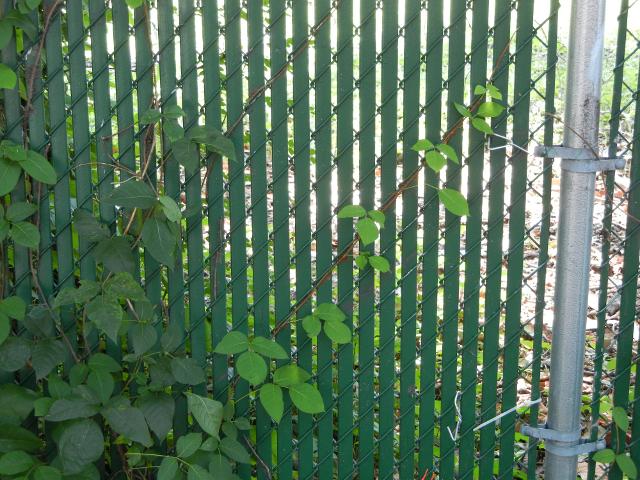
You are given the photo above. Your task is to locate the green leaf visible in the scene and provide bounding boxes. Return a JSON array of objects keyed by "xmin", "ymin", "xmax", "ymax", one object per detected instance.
[
  {"xmin": 0, "ymin": 64, "xmax": 17, "ymax": 90},
  {"xmin": 473, "ymin": 84, "xmax": 486, "ymax": 95},
  {"xmin": 367, "ymin": 210, "xmax": 385, "ymax": 226},
  {"xmin": 188, "ymin": 464, "xmax": 214, "ymax": 480},
  {"xmin": 46, "ymin": 398, "xmax": 99, "ymax": 422},
  {"xmin": 102, "ymin": 398, "xmax": 152, "ymax": 447},
  {"xmin": 0, "ymin": 314, "xmax": 9, "ymax": 346},
  {"xmin": 0, "ymin": 337, "xmax": 31, "ymax": 372},
  {"xmin": 323, "ymin": 321, "xmax": 352, "ymax": 344},
  {"xmin": 436, "ymin": 143, "xmax": 459, "ymax": 164},
  {"xmin": 74, "ymin": 281, "xmax": 102, "ymax": 304},
  {"xmin": 171, "ymin": 138, "xmax": 199, "ymax": 173},
  {"xmin": 438, "ymin": 188, "xmax": 469, "ymax": 216},
  {"xmin": 10, "ymin": 221, "xmax": 40, "ymax": 248},
  {"xmin": 129, "ymin": 322, "xmax": 158, "ymax": 355},
  {"xmin": 163, "ymin": 104, "xmax": 186, "ymax": 119},
  {"xmin": 157, "ymin": 457, "xmax": 179, "ymax": 480},
  {"xmin": 87, "ymin": 370, "xmax": 114, "ymax": 405},
  {"xmin": 47, "ymin": 374, "xmax": 72, "ymax": 399},
  {"xmin": 236, "ymin": 351, "xmax": 267, "ymax": 385},
  {"xmin": 337, "ymin": 204, "xmax": 366, "ymax": 218},
  {"xmin": 425, "ymin": 150, "xmax": 446, "ymax": 172},
  {"xmin": 613, "ymin": 406, "xmax": 629, "ymax": 432},
  {"xmin": 34, "ymin": 397, "xmax": 54, "ymax": 417},
  {"xmin": 616, "ymin": 454, "xmax": 638, "ymax": 479},
  {"xmin": 57, "ymin": 419, "xmax": 104, "ymax": 475},
  {"xmin": 69, "ymin": 363, "xmax": 89, "ymax": 387},
  {"xmin": 368, "ymin": 255, "xmax": 390, "ymax": 272},
  {"xmin": 354, "ymin": 254, "xmax": 368, "ymax": 270},
  {"xmin": 471, "ymin": 117, "xmax": 493, "ymax": 134},
  {"xmin": 314, "ymin": 303, "xmax": 346, "ymax": 323},
  {"xmin": 33, "ymin": 465, "xmax": 62, "ymax": 480},
  {"xmin": 208, "ymin": 454, "xmax": 233, "ymax": 478},
  {"xmin": 0, "ymin": 384, "xmax": 38, "ymax": 425},
  {"xmin": 137, "ymin": 392, "xmax": 174, "ymax": 440},
  {"xmin": 177, "ymin": 432, "xmax": 202, "ymax": 458},
  {"xmin": 85, "ymin": 296, "xmax": 123, "ymax": 343},
  {"xmin": 234, "ymin": 417, "xmax": 251, "ymax": 430},
  {"xmin": 260, "ymin": 383, "xmax": 284, "ymax": 423},
  {"xmin": 411, "ymin": 139, "xmax": 434, "ymax": 151},
  {"xmin": 592, "ymin": 448, "xmax": 615, "ymax": 464},
  {"xmin": 0, "ymin": 424, "xmax": 42, "ymax": 453},
  {"xmin": 72, "ymin": 210, "xmax": 109, "ymax": 242},
  {"xmin": 171, "ymin": 357, "xmax": 205, "ymax": 385},
  {"xmin": 356, "ymin": 217, "xmax": 379, "ymax": 245},
  {"xmin": 487, "ymin": 83, "xmax": 503, "ymax": 100},
  {"xmin": 88, "ymin": 353, "xmax": 121, "ymax": 373},
  {"xmin": 0, "ymin": 450, "xmax": 34, "ymax": 475},
  {"xmin": 185, "ymin": 392, "xmax": 224, "ymax": 437},
  {"xmin": 477, "ymin": 101, "xmax": 505, "ymax": 118},
  {"xmin": 22, "ymin": 150, "xmax": 57, "ymax": 184},
  {"xmin": 0, "ymin": 158, "xmax": 21, "ymax": 196},
  {"xmin": 0, "ymin": 296, "xmax": 25, "ymax": 320},
  {"xmin": 302, "ymin": 315, "xmax": 321, "ymax": 337},
  {"xmin": 289, "ymin": 383, "xmax": 325, "ymax": 414},
  {"xmin": 0, "ymin": 21, "xmax": 12, "ymax": 50},
  {"xmin": 139, "ymin": 108, "xmax": 161, "ymax": 124},
  {"xmin": 94, "ymin": 236, "xmax": 136, "ymax": 273},
  {"xmin": 6, "ymin": 201, "xmax": 37, "ymax": 222},
  {"xmin": 159, "ymin": 195, "xmax": 182, "ymax": 222},
  {"xmin": 188, "ymin": 125, "xmax": 235, "ymax": 160},
  {"xmin": 251, "ymin": 336, "xmax": 289, "ymax": 359},
  {"xmin": 104, "ymin": 272, "xmax": 147, "ymax": 301},
  {"xmin": 160, "ymin": 322, "xmax": 183, "ymax": 353},
  {"xmin": 31, "ymin": 339, "xmax": 66, "ymax": 380},
  {"xmin": 219, "ymin": 436, "xmax": 251, "ymax": 464},
  {"xmin": 125, "ymin": 0, "xmax": 144, "ymax": 8},
  {"xmin": 214, "ymin": 331, "xmax": 249, "ymax": 355},
  {"xmin": 142, "ymin": 216, "xmax": 178, "ymax": 268},
  {"xmin": 454, "ymin": 102, "xmax": 471, "ymax": 118},
  {"xmin": 200, "ymin": 437, "xmax": 219, "ymax": 451},
  {"xmin": 273, "ymin": 364, "xmax": 311, "ymax": 387},
  {"xmin": 105, "ymin": 180, "xmax": 157, "ymax": 209}
]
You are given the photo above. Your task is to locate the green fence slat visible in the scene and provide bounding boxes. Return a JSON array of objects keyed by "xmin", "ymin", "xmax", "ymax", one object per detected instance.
[
  {"xmin": 459, "ymin": 0, "xmax": 489, "ymax": 477},
  {"xmin": 478, "ymin": 0, "xmax": 511, "ymax": 476},
  {"xmin": 498, "ymin": 1, "xmax": 534, "ymax": 476},
  {"xmin": 314, "ymin": 0, "xmax": 334, "ymax": 477},
  {"xmin": 336, "ymin": 0, "xmax": 355, "ymax": 477},
  {"xmin": 378, "ymin": 0, "xmax": 398, "ymax": 477},
  {"xmin": 440, "ymin": 0, "xmax": 465, "ymax": 476},
  {"xmin": 178, "ymin": 0, "xmax": 206, "ymax": 398},
  {"xmin": 246, "ymin": 0, "xmax": 271, "ymax": 474},
  {"xmin": 157, "ymin": 0, "xmax": 187, "ymax": 437},
  {"xmin": 398, "ymin": 1, "xmax": 421, "ymax": 477},
  {"xmin": 268, "ymin": 0, "xmax": 293, "ymax": 476}
]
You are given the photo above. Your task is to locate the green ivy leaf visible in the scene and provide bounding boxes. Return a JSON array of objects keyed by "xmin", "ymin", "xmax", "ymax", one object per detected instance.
[
  {"xmin": 46, "ymin": 398, "xmax": 99, "ymax": 422},
  {"xmin": 471, "ymin": 117, "xmax": 493, "ymax": 134},
  {"xmin": 88, "ymin": 353, "xmax": 121, "ymax": 373},
  {"xmin": 105, "ymin": 180, "xmax": 157, "ymax": 209},
  {"xmin": 177, "ymin": 432, "xmax": 202, "ymax": 458},
  {"xmin": 301, "ymin": 315, "xmax": 321, "ymax": 337},
  {"xmin": 250, "ymin": 336, "xmax": 289, "ymax": 359},
  {"xmin": 368, "ymin": 255, "xmax": 390, "ymax": 272},
  {"xmin": 31, "ymin": 339, "xmax": 66, "ymax": 380},
  {"xmin": 0, "ymin": 64, "xmax": 17, "ymax": 90},
  {"xmin": 10, "ymin": 221, "xmax": 39, "ymax": 248},
  {"xmin": 337, "ymin": 204, "xmax": 366, "ymax": 218},
  {"xmin": 323, "ymin": 321, "xmax": 352, "ymax": 344},
  {"xmin": 22, "ymin": 150, "xmax": 57, "ymax": 184},
  {"xmin": 236, "ymin": 351, "xmax": 267, "ymax": 385},
  {"xmin": 185, "ymin": 392, "xmax": 224, "ymax": 438},
  {"xmin": 157, "ymin": 457, "xmax": 179, "ymax": 480},
  {"xmin": 592, "ymin": 448, "xmax": 615, "ymax": 464},
  {"xmin": 425, "ymin": 150, "xmax": 446, "ymax": 172},
  {"xmin": 94, "ymin": 236, "xmax": 136, "ymax": 273},
  {"xmin": 0, "ymin": 450, "xmax": 34, "ymax": 475},
  {"xmin": 289, "ymin": 383, "xmax": 325, "ymax": 414},
  {"xmin": 137, "ymin": 392, "xmax": 174, "ymax": 440},
  {"xmin": 260, "ymin": 383, "xmax": 284, "ymax": 424},
  {"xmin": 219, "ymin": 436, "xmax": 251, "ymax": 464},
  {"xmin": 273, "ymin": 364, "xmax": 311, "ymax": 387},
  {"xmin": 87, "ymin": 370, "xmax": 114, "ymax": 405},
  {"xmin": 477, "ymin": 101, "xmax": 505, "ymax": 118},
  {"xmin": 0, "ymin": 296, "xmax": 25, "ymax": 321},
  {"xmin": 142, "ymin": 216, "xmax": 178, "ymax": 268},
  {"xmin": 214, "ymin": 331, "xmax": 249, "ymax": 355},
  {"xmin": 436, "ymin": 143, "xmax": 459, "ymax": 164},
  {"xmin": 57, "ymin": 419, "xmax": 104, "ymax": 475},
  {"xmin": 85, "ymin": 296, "xmax": 123, "ymax": 343},
  {"xmin": 102, "ymin": 397, "xmax": 153, "ymax": 447},
  {"xmin": 454, "ymin": 102, "xmax": 471, "ymax": 118},
  {"xmin": 33, "ymin": 465, "xmax": 62, "ymax": 480},
  {"xmin": 6, "ymin": 201, "xmax": 37, "ymax": 222},
  {"xmin": 356, "ymin": 217, "xmax": 379, "ymax": 245},
  {"xmin": 159, "ymin": 195, "xmax": 182, "ymax": 222},
  {"xmin": 438, "ymin": 188, "xmax": 469, "ymax": 216},
  {"xmin": 170, "ymin": 357, "xmax": 205, "ymax": 385},
  {"xmin": 0, "ymin": 158, "xmax": 21, "ymax": 196},
  {"xmin": 139, "ymin": 108, "xmax": 161, "ymax": 124},
  {"xmin": 616, "ymin": 454, "xmax": 638, "ymax": 479},
  {"xmin": 315, "ymin": 303, "xmax": 346, "ymax": 323},
  {"xmin": 411, "ymin": 139, "xmax": 434, "ymax": 151},
  {"xmin": 613, "ymin": 406, "xmax": 629, "ymax": 432},
  {"xmin": 0, "ymin": 337, "xmax": 31, "ymax": 372}
]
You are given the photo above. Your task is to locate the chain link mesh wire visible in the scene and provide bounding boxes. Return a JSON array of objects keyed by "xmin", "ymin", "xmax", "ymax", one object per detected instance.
[{"xmin": 0, "ymin": 0, "xmax": 639, "ymax": 478}]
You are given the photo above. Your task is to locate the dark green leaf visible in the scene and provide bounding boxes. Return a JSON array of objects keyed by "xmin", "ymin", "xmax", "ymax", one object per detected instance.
[
  {"xmin": 337, "ymin": 204, "xmax": 366, "ymax": 218},
  {"xmin": 10, "ymin": 221, "xmax": 40, "ymax": 248},
  {"xmin": 616, "ymin": 454, "xmax": 638, "ymax": 479},
  {"xmin": 177, "ymin": 432, "xmax": 202, "ymax": 458},
  {"xmin": 289, "ymin": 383, "xmax": 325, "ymax": 414},
  {"xmin": 188, "ymin": 464, "xmax": 214, "ymax": 480},
  {"xmin": 234, "ymin": 417, "xmax": 251, "ymax": 430},
  {"xmin": 314, "ymin": 303, "xmax": 346, "ymax": 323},
  {"xmin": 88, "ymin": 353, "xmax": 121, "ymax": 373},
  {"xmin": 208, "ymin": 454, "xmax": 233, "ymax": 478},
  {"xmin": 94, "ymin": 236, "xmax": 136, "ymax": 273},
  {"xmin": 0, "ymin": 384, "xmax": 38, "ymax": 425},
  {"xmin": 105, "ymin": 180, "xmax": 157, "ymax": 209},
  {"xmin": 31, "ymin": 339, "xmax": 66, "ymax": 380},
  {"xmin": 260, "ymin": 383, "xmax": 284, "ymax": 423},
  {"xmin": 356, "ymin": 217, "xmax": 379, "ymax": 245},
  {"xmin": 170, "ymin": 357, "xmax": 205, "ymax": 385},
  {"xmin": 411, "ymin": 139, "xmax": 434, "ymax": 151},
  {"xmin": 613, "ymin": 406, "xmax": 629, "ymax": 432},
  {"xmin": 251, "ymin": 336, "xmax": 288, "ymax": 359},
  {"xmin": 46, "ymin": 398, "xmax": 99, "ymax": 422},
  {"xmin": 0, "ymin": 337, "xmax": 31, "ymax": 372},
  {"xmin": 0, "ymin": 424, "xmax": 42, "ymax": 453},
  {"xmin": 0, "ymin": 21, "xmax": 11, "ymax": 50},
  {"xmin": 273, "ymin": 364, "xmax": 311, "ymax": 387},
  {"xmin": 85, "ymin": 296, "xmax": 123, "ymax": 343},
  {"xmin": 214, "ymin": 331, "xmax": 249, "ymax": 355},
  {"xmin": 323, "ymin": 321, "xmax": 352, "ymax": 344},
  {"xmin": 200, "ymin": 437, "xmax": 219, "ymax": 451},
  {"xmin": 159, "ymin": 195, "xmax": 182, "ymax": 222},
  {"xmin": 0, "ymin": 450, "xmax": 34, "ymax": 475},
  {"xmin": 160, "ymin": 322, "xmax": 183, "ymax": 352},
  {"xmin": 592, "ymin": 448, "xmax": 615, "ymax": 464},
  {"xmin": 368, "ymin": 255, "xmax": 390, "ymax": 272},
  {"xmin": 104, "ymin": 272, "xmax": 147, "ymax": 301},
  {"xmin": 129, "ymin": 322, "xmax": 158, "ymax": 355},
  {"xmin": 142, "ymin": 216, "xmax": 178, "ymax": 268},
  {"xmin": 137, "ymin": 392, "xmax": 175, "ymax": 440},
  {"xmin": 6, "ymin": 201, "xmax": 37, "ymax": 222},
  {"xmin": 189, "ymin": 126, "xmax": 235, "ymax": 160},
  {"xmin": 0, "ymin": 64, "xmax": 17, "ymax": 90},
  {"xmin": 219, "ymin": 436, "xmax": 251, "ymax": 464},
  {"xmin": 425, "ymin": 150, "xmax": 446, "ymax": 172},
  {"xmin": 0, "ymin": 158, "xmax": 21, "ymax": 196},
  {"xmin": 139, "ymin": 108, "xmax": 161, "ymax": 124},
  {"xmin": 102, "ymin": 399, "xmax": 152, "ymax": 447},
  {"xmin": 57, "ymin": 419, "xmax": 104, "ymax": 475},
  {"xmin": 302, "ymin": 315, "xmax": 321, "ymax": 337},
  {"xmin": 47, "ymin": 374, "xmax": 72, "ymax": 399},
  {"xmin": 0, "ymin": 314, "xmax": 9, "ymax": 346},
  {"xmin": 438, "ymin": 188, "xmax": 469, "ymax": 216},
  {"xmin": 0, "ymin": 296, "xmax": 25, "ymax": 320},
  {"xmin": 171, "ymin": 138, "xmax": 199, "ymax": 173},
  {"xmin": 87, "ymin": 370, "xmax": 114, "ymax": 405},
  {"xmin": 34, "ymin": 397, "xmax": 54, "ymax": 417},
  {"xmin": 33, "ymin": 465, "xmax": 62, "ymax": 480},
  {"xmin": 157, "ymin": 457, "xmax": 179, "ymax": 480},
  {"xmin": 72, "ymin": 210, "xmax": 109, "ymax": 242},
  {"xmin": 236, "ymin": 351, "xmax": 267, "ymax": 385},
  {"xmin": 185, "ymin": 392, "xmax": 224, "ymax": 437},
  {"xmin": 74, "ymin": 281, "xmax": 102, "ymax": 304},
  {"xmin": 164, "ymin": 118, "xmax": 185, "ymax": 143},
  {"xmin": 163, "ymin": 104, "xmax": 186, "ymax": 119},
  {"xmin": 22, "ymin": 150, "xmax": 57, "ymax": 184}
]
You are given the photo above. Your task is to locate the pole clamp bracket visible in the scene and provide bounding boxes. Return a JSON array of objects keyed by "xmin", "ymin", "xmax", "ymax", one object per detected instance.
[
  {"xmin": 521, "ymin": 423, "xmax": 606, "ymax": 457},
  {"xmin": 534, "ymin": 145, "xmax": 626, "ymax": 173}
]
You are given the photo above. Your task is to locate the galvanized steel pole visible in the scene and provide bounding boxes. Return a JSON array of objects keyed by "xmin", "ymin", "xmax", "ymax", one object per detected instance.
[{"xmin": 545, "ymin": 0, "xmax": 606, "ymax": 477}]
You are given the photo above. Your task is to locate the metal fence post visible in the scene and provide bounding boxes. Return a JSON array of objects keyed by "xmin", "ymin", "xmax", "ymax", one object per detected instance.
[{"xmin": 544, "ymin": 0, "xmax": 606, "ymax": 477}]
